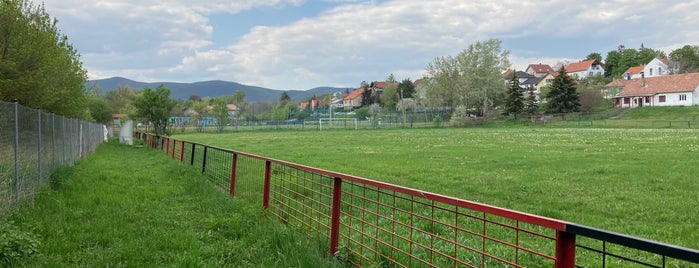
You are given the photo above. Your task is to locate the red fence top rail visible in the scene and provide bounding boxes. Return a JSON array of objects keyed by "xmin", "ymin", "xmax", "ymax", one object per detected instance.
[{"xmin": 170, "ymin": 136, "xmax": 570, "ymax": 231}]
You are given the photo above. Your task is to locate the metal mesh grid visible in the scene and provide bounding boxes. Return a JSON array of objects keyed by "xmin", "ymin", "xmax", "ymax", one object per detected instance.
[
  {"xmin": 0, "ymin": 101, "xmax": 104, "ymax": 215},
  {"xmin": 337, "ymin": 179, "xmax": 557, "ymax": 267}
]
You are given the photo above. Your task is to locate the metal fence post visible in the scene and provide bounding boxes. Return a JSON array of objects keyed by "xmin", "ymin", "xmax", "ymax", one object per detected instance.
[
  {"xmin": 554, "ymin": 230, "xmax": 576, "ymax": 268},
  {"xmin": 13, "ymin": 100, "xmax": 20, "ymax": 202},
  {"xmin": 201, "ymin": 146, "xmax": 208, "ymax": 173},
  {"xmin": 190, "ymin": 143, "xmax": 196, "ymax": 165},
  {"xmin": 329, "ymin": 177, "xmax": 343, "ymax": 256},
  {"xmin": 37, "ymin": 109, "xmax": 42, "ymax": 183},
  {"xmin": 263, "ymin": 160, "xmax": 271, "ymax": 209},
  {"xmin": 229, "ymin": 153, "xmax": 238, "ymax": 196}
]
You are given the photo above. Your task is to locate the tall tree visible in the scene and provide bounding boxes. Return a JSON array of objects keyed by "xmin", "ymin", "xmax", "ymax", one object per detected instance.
[
  {"xmin": 503, "ymin": 72, "xmax": 524, "ymax": 119},
  {"xmin": 524, "ymin": 86, "xmax": 538, "ymax": 115},
  {"xmin": 132, "ymin": 85, "xmax": 177, "ymax": 136},
  {"xmin": 279, "ymin": 91, "xmax": 291, "ymax": 103},
  {"xmin": 103, "ymin": 85, "xmax": 138, "ymax": 115},
  {"xmin": 669, "ymin": 45, "xmax": 699, "ymax": 74},
  {"xmin": 586, "ymin": 52, "xmax": 603, "ymax": 62},
  {"xmin": 0, "ymin": 0, "xmax": 88, "ymax": 118},
  {"xmin": 544, "ymin": 66, "xmax": 580, "ymax": 115},
  {"xmin": 211, "ymin": 98, "xmax": 229, "ymax": 132},
  {"xmin": 397, "ymin": 78, "xmax": 416, "ymax": 99},
  {"xmin": 425, "ymin": 39, "xmax": 509, "ymax": 118}
]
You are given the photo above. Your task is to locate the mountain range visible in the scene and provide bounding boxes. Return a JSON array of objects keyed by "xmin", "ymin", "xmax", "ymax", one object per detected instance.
[{"xmin": 87, "ymin": 77, "xmax": 353, "ymax": 103}]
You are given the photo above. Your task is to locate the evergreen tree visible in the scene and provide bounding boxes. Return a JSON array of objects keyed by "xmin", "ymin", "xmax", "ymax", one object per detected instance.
[
  {"xmin": 525, "ymin": 86, "xmax": 538, "ymax": 115},
  {"xmin": 544, "ymin": 66, "xmax": 580, "ymax": 115},
  {"xmin": 279, "ymin": 91, "xmax": 291, "ymax": 103},
  {"xmin": 503, "ymin": 72, "xmax": 524, "ymax": 119}
]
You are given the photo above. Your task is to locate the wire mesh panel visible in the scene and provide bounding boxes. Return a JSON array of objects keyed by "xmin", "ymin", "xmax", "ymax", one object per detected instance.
[
  {"xmin": 336, "ymin": 180, "xmax": 559, "ymax": 267},
  {"xmin": 266, "ymin": 164, "xmax": 334, "ymax": 241},
  {"xmin": 0, "ymin": 102, "xmax": 14, "ymax": 213},
  {"xmin": 0, "ymin": 100, "xmax": 104, "ymax": 216},
  {"xmin": 201, "ymin": 147, "xmax": 233, "ymax": 191},
  {"xmin": 232, "ymin": 153, "xmax": 266, "ymax": 202}
]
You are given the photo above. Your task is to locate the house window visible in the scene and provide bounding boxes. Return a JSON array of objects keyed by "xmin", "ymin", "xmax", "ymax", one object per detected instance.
[
  {"xmin": 658, "ymin": 67, "xmax": 662, "ymax": 75},
  {"xmin": 624, "ymin": 98, "xmax": 630, "ymax": 104},
  {"xmin": 659, "ymin": 95, "xmax": 666, "ymax": 102},
  {"xmin": 679, "ymin": 94, "xmax": 687, "ymax": 101},
  {"xmin": 649, "ymin": 68, "xmax": 653, "ymax": 76}
]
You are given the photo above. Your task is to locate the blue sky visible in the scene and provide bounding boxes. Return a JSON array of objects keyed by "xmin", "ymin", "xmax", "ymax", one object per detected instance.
[{"xmin": 43, "ymin": 0, "xmax": 698, "ymax": 90}]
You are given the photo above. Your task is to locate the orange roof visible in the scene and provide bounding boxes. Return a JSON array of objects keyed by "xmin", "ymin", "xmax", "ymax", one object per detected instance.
[
  {"xmin": 372, "ymin": 81, "xmax": 387, "ymax": 89},
  {"xmin": 625, "ymin": 65, "xmax": 644, "ymax": 75},
  {"xmin": 659, "ymin": 58, "xmax": 670, "ymax": 65},
  {"xmin": 605, "ymin": 78, "xmax": 630, "ymax": 88},
  {"xmin": 616, "ymin": 73, "xmax": 699, "ymax": 97},
  {"xmin": 565, "ymin": 59, "xmax": 599, "ymax": 73},
  {"xmin": 344, "ymin": 88, "xmax": 365, "ymax": 100},
  {"xmin": 226, "ymin": 104, "xmax": 239, "ymax": 111}
]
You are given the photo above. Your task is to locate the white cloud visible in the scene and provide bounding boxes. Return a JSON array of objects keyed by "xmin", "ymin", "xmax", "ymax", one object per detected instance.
[{"xmin": 44, "ymin": 0, "xmax": 699, "ymax": 90}]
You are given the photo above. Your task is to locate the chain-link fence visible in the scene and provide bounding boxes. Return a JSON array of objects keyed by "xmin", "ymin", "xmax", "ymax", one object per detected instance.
[{"xmin": 0, "ymin": 100, "xmax": 105, "ymax": 215}]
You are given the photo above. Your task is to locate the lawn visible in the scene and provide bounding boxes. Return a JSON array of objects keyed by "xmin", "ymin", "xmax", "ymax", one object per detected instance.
[
  {"xmin": 174, "ymin": 127, "xmax": 699, "ymax": 250},
  {"xmin": 0, "ymin": 141, "xmax": 346, "ymax": 267}
]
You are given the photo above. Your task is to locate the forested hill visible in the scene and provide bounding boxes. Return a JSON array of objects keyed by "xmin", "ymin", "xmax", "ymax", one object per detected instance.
[{"xmin": 87, "ymin": 77, "xmax": 352, "ymax": 102}]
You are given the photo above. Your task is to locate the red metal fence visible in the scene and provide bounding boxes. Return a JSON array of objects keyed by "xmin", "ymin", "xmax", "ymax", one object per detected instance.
[{"xmin": 136, "ymin": 132, "xmax": 699, "ymax": 267}]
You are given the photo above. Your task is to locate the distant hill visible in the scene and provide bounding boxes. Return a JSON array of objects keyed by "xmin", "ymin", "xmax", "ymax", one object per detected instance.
[{"xmin": 87, "ymin": 77, "xmax": 352, "ymax": 102}]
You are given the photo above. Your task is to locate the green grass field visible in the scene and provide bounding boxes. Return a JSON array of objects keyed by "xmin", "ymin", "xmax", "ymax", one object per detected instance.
[
  {"xmin": 174, "ymin": 127, "xmax": 699, "ymax": 250},
  {"xmin": 0, "ymin": 141, "xmax": 346, "ymax": 267}
]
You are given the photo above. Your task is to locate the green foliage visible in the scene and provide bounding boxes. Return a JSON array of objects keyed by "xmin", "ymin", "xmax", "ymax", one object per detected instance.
[
  {"xmin": 544, "ymin": 66, "xmax": 580, "ymax": 114},
  {"xmin": 380, "ymin": 81, "xmax": 398, "ymax": 109},
  {"xmin": 586, "ymin": 52, "xmax": 603, "ymax": 62},
  {"xmin": 669, "ymin": 45, "xmax": 699, "ymax": 74},
  {"xmin": 272, "ymin": 101, "xmax": 298, "ymax": 121},
  {"xmin": 0, "ymin": 221, "xmax": 40, "ymax": 266},
  {"xmin": 132, "ymin": 85, "xmax": 177, "ymax": 135},
  {"xmin": 87, "ymin": 96, "xmax": 113, "ymax": 124},
  {"xmin": 103, "ymin": 85, "xmax": 138, "ymax": 115},
  {"xmin": 211, "ymin": 98, "xmax": 229, "ymax": 132},
  {"xmin": 524, "ymin": 86, "xmax": 538, "ymax": 115},
  {"xmin": 354, "ymin": 106, "xmax": 369, "ymax": 118},
  {"xmin": 503, "ymin": 72, "xmax": 524, "ymax": 119},
  {"xmin": 603, "ymin": 46, "xmax": 665, "ymax": 78},
  {"xmin": 0, "ymin": 0, "xmax": 88, "ymax": 118},
  {"xmin": 397, "ymin": 78, "xmax": 415, "ymax": 99},
  {"xmin": 425, "ymin": 39, "xmax": 509, "ymax": 117},
  {"xmin": 279, "ymin": 91, "xmax": 291, "ymax": 103}
]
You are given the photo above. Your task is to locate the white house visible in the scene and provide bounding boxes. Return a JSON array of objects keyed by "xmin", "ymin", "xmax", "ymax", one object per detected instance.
[
  {"xmin": 613, "ymin": 72, "xmax": 699, "ymax": 108},
  {"xmin": 623, "ymin": 58, "xmax": 670, "ymax": 80},
  {"xmin": 565, "ymin": 59, "xmax": 604, "ymax": 79}
]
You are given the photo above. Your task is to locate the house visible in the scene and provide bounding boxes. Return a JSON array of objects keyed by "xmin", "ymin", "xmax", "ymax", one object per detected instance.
[
  {"xmin": 603, "ymin": 79, "xmax": 630, "ymax": 99},
  {"xmin": 623, "ymin": 58, "xmax": 670, "ymax": 80},
  {"xmin": 613, "ymin": 72, "xmax": 699, "ymax": 108},
  {"xmin": 299, "ymin": 99, "xmax": 320, "ymax": 111},
  {"xmin": 525, "ymin": 64, "xmax": 555, "ymax": 78},
  {"xmin": 226, "ymin": 104, "xmax": 240, "ymax": 116},
  {"xmin": 565, "ymin": 59, "xmax": 604, "ymax": 79},
  {"xmin": 343, "ymin": 87, "xmax": 365, "ymax": 109},
  {"xmin": 503, "ymin": 70, "xmax": 539, "ymax": 89}
]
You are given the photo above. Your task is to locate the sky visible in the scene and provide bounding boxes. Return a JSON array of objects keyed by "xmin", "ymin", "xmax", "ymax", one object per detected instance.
[{"xmin": 42, "ymin": 0, "xmax": 698, "ymax": 90}]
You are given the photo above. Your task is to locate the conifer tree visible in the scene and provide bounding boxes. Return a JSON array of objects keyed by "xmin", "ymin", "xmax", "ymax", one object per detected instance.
[
  {"xmin": 503, "ymin": 72, "xmax": 524, "ymax": 119},
  {"xmin": 525, "ymin": 86, "xmax": 538, "ymax": 115},
  {"xmin": 544, "ymin": 66, "xmax": 580, "ymax": 115}
]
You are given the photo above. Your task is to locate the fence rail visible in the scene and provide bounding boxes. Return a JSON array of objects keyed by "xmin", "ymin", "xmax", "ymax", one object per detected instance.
[
  {"xmin": 1, "ymin": 100, "xmax": 105, "ymax": 215},
  {"xmin": 137, "ymin": 132, "xmax": 699, "ymax": 268}
]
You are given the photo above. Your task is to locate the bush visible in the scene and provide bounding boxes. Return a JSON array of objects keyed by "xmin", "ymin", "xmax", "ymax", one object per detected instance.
[{"xmin": 0, "ymin": 221, "xmax": 40, "ymax": 266}]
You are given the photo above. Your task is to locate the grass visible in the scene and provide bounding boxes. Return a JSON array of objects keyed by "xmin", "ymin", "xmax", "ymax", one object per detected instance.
[
  {"xmin": 173, "ymin": 127, "xmax": 699, "ymax": 251},
  {"xmin": 1, "ymin": 140, "xmax": 347, "ymax": 267}
]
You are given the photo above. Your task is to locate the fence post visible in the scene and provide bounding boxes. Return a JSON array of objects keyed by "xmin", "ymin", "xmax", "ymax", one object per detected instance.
[
  {"xmin": 51, "ymin": 113, "xmax": 55, "ymax": 172},
  {"xmin": 190, "ymin": 143, "xmax": 196, "ymax": 165},
  {"xmin": 180, "ymin": 141, "xmax": 185, "ymax": 162},
  {"xmin": 37, "ymin": 109, "xmax": 42, "ymax": 184},
  {"xmin": 229, "ymin": 153, "xmax": 238, "ymax": 196},
  {"xmin": 13, "ymin": 100, "xmax": 20, "ymax": 202},
  {"xmin": 329, "ymin": 177, "xmax": 343, "ymax": 256},
  {"xmin": 201, "ymin": 146, "xmax": 208, "ymax": 173},
  {"xmin": 263, "ymin": 160, "xmax": 271, "ymax": 209},
  {"xmin": 165, "ymin": 137, "xmax": 169, "ymax": 155},
  {"xmin": 554, "ymin": 230, "xmax": 576, "ymax": 268}
]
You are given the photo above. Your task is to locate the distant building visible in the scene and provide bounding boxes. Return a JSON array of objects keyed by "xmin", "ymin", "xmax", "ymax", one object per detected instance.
[{"xmin": 566, "ymin": 59, "xmax": 604, "ymax": 79}]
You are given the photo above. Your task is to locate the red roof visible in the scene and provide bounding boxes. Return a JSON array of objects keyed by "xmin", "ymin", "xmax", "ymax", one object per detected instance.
[
  {"xmin": 527, "ymin": 64, "xmax": 555, "ymax": 74},
  {"xmin": 624, "ymin": 65, "xmax": 644, "ymax": 75},
  {"xmin": 226, "ymin": 104, "xmax": 239, "ymax": 111},
  {"xmin": 616, "ymin": 73, "xmax": 699, "ymax": 97},
  {"xmin": 344, "ymin": 88, "xmax": 365, "ymax": 100},
  {"xmin": 372, "ymin": 81, "xmax": 387, "ymax": 89},
  {"xmin": 565, "ymin": 59, "xmax": 599, "ymax": 73}
]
